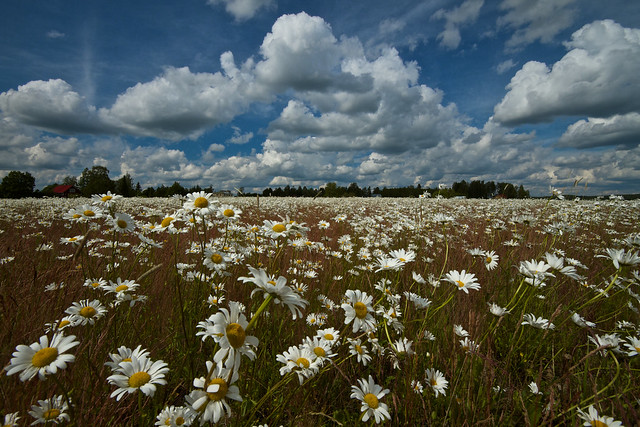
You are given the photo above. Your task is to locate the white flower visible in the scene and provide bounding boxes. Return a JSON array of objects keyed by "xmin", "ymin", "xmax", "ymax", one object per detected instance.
[
  {"xmin": 107, "ymin": 355, "xmax": 169, "ymax": 401},
  {"xmin": 186, "ymin": 362, "xmax": 242, "ymax": 425},
  {"xmin": 577, "ymin": 405, "xmax": 623, "ymax": 427},
  {"xmin": 6, "ymin": 333, "xmax": 79, "ymax": 381},
  {"xmin": 522, "ymin": 313, "xmax": 555, "ymax": 330},
  {"xmin": 341, "ymin": 289, "xmax": 377, "ymax": 333},
  {"xmin": 443, "ymin": 270, "xmax": 481, "ymax": 293},
  {"xmin": 425, "ymin": 368, "xmax": 448, "ymax": 397},
  {"xmin": 488, "ymin": 302, "xmax": 510, "ymax": 316},
  {"xmin": 239, "ymin": 267, "xmax": 308, "ymax": 320},
  {"xmin": 28, "ymin": 395, "xmax": 70, "ymax": 425},
  {"xmin": 276, "ymin": 345, "xmax": 320, "ymax": 384},
  {"xmin": 350, "ymin": 375, "xmax": 391, "ymax": 424}
]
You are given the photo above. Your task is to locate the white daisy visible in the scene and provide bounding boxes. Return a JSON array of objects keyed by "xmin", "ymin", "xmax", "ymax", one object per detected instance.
[
  {"xmin": 350, "ymin": 375, "xmax": 391, "ymax": 424},
  {"xmin": 6, "ymin": 333, "xmax": 79, "ymax": 381},
  {"xmin": 107, "ymin": 354, "xmax": 169, "ymax": 401}
]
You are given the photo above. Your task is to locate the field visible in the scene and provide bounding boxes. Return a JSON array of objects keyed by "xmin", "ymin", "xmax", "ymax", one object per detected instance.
[{"xmin": 1, "ymin": 194, "xmax": 639, "ymax": 426}]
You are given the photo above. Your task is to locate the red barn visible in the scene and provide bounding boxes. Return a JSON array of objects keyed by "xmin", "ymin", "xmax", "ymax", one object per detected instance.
[{"xmin": 52, "ymin": 185, "xmax": 81, "ymax": 197}]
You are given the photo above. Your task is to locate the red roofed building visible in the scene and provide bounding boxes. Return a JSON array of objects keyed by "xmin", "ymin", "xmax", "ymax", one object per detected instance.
[{"xmin": 52, "ymin": 185, "xmax": 81, "ymax": 197}]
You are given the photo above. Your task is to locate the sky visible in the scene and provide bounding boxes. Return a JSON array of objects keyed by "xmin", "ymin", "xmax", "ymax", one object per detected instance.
[{"xmin": 1, "ymin": 0, "xmax": 640, "ymax": 196}]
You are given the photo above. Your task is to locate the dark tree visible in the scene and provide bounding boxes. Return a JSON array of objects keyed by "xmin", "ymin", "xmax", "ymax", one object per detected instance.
[
  {"xmin": 78, "ymin": 166, "xmax": 115, "ymax": 197},
  {"xmin": 115, "ymin": 173, "xmax": 135, "ymax": 197},
  {"xmin": 0, "ymin": 171, "xmax": 35, "ymax": 198}
]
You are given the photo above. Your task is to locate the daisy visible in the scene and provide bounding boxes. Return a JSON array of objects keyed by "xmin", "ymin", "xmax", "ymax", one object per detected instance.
[
  {"xmin": 92, "ymin": 191, "xmax": 122, "ymax": 207},
  {"xmin": 350, "ymin": 375, "xmax": 391, "ymax": 424},
  {"xmin": 571, "ymin": 312, "xmax": 596, "ymax": 328},
  {"xmin": 316, "ymin": 327, "xmax": 340, "ymax": 346},
  {"xmin": 262, "ymin": 219, "xmax": 290, "ymax": 239},
  {"xmin": 528, "ymin": 382, "xmax": 542, "ymax": 395},
  {"xmin": 78, "ymin": 204, "xmax": 104, "ymax": 220},
  {"xmin": 577, "ymin": 405, "xmax": 623, "ymax": 427},
  {"xmin": 459, "ymin": 337, "xmax": 479, "ymax": 353},
  {"xmin": 43, "ymin": 316, "xmax": 78, "ymax": 334},
  {"xmin": 155, "ymin": 405, "xmax": 193, "ymax": 426},
  {"xmin": 389, "ymin": 248, "xmax": 416, "ymax": 264},
  {"xmin": 186, "ymin": 361, "xmax": 242, "ymax": 425},
  {"xmin": 218, "ymin": 204, "xmax": 242, "ymax": 221},
  {"xmin": 183, "ymin": 191, "xmax": 217, "ymax": 216},
  {"xmin": 483, "ymin": 250, "xmax": 499, "ymax": 271},
  {"xmin": 28, "ymin": 395, "xmax": 70, "ymax": 425},
  {"xmin": 443, "ymin": 270, "xmax": 481, "ymax": 293},
  {"xmin": 105, "ymin": 345, "xmax": 150, "ymax": 372},
  {"xmin": 64, "ymin": 299, "xmax": 108, "ymax": 326},
  {"xmin": 348, "ymin": 338, "xmax": 372, "ymax": 366},
  {"xmin": 518, "ymin": 259, "xmax": 555, "ymax": 286},
  {"xmin": 111, "ymin": 212, "xmax": 136, "ymax": 233},
  {"xmin": 411, "ymin": 380, "xmax": 424, "ymax": 394},
  {"xmin": 2, "ymin": 412, "xmax": 20, "ymax": 427},
  {"xmin": 522, "ymin": 313, "xmax": 555, "ymax": 330},
  {"xmin": 203, "ymin": 248, "xmax": 230, "ymax": 272},
  {"xmin": 83, "ymin": 277, "xmax": 107, "ymax": 290},
  {"xmin": 453, "ymin": 324, "xmax": 469, "ymax": 337},
  {"xmin": 302, "ymin": 335, "xmax": 335, "ymax": 366},
  {"xmin": 404, "ymin": 291, "xmax": 432, "ymax": 309},
  {"xmin": 107, "ymin": 354, "xmax": 169, "ymax": 401},
  {"xmin": 276, "ymin": 345, "xmax": 320, "ymax": 384},
  {"xmin": 623, "ymin": 336, "xmax": 640, "ymax": 357},
  {"xmin": 341, "ymin": 289, "xmax": 377, "ymax": 333},
  {"xmin": 195, "ymin": 303, "xmax": 258, "ymax": 371},
  {"xmin": 6, "ymin": 333, "xmax": 79, "ymax": 382},
  {"xmin": 488, "ymin": 302, "xmax": 510, "ymax": 316},
  {"xmin": 600, "ymin": 247, "xmax": 640, "ymax": 270},
  {"xmin": 238, "ymin": 267, "xmax": 308, "ymax": 320},
  {"xmin": 374, "ymin": 256, "xmax": 403, "ymax": 272},
  {"xmin": 425, "ymin": 368, "xmax": 448, "ymax": 397}
]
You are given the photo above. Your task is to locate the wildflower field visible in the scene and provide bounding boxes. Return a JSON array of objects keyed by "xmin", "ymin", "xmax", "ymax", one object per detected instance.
[{"xmin": 1, "ymin": 193, "xmax": 639, "ymax": 426}]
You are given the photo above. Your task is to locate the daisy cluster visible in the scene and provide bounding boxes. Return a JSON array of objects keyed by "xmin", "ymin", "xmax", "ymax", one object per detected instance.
[{"xmin": 1, "ymin": 193, "xmax": 639, "ymax": 425}]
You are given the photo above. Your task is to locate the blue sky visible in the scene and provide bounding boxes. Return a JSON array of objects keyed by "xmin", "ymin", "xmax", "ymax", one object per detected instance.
[{"xmin": 1, "ymin": 0, "xmax": 639, "ymax": 196}]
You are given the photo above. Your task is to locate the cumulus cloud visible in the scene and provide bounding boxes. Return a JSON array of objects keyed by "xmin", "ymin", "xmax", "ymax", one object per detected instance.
[
  {"xmin": 120, "ymin": 146, "xmax": 205, "ymax": 186},
  {"xmin": 494, "ymin": 20, "xmax": 640, "ymax": 125},
  {"xmin": 0, "ymin": 79, "xmax": 106, "ymax": 134},
  {"xmin": 558, "ymin": 113, "xmax": 640, "ymax": 148},
  {"xmin": 432, "ymin": 0, "xmax": 484, "ymax": 49},
  {"xmin": 498, "ymin": 0, "xmax": 577, "ymax": 49},
  {"xmin": 206, "ymin": 0, "xmax": 274, "ymax": 21}
]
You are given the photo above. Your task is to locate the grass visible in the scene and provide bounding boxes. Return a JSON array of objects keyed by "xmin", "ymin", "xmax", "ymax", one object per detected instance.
[{"xmin": 1, "ymin": 195, "xmax": 639, "ymax": 426}]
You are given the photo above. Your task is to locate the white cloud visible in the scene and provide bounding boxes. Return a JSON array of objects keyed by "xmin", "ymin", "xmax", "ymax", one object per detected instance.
[
  {"xmin": 498, "ymin": 0, "xmax": 577, "ymax": 49},
  {"xmin": 120, "ymin": 146, "xmax": 204, "ymax": 186},
  {"xmin": 46, "ymin": 30, "xmax": 65, "ymax": 39},
  {"xmin": 496, "ymin": 59, "xmax": 516, "ymax": 74},
  {"xmin": 558, "ymin": 113, "xmax": 640, "ymax": 148},
  {"xmin": 432, "ymin": 0, "xmax": 484, "ymax": 49},
  {"xmin": 0, "ymin": 79, "xmax": 105, "ymax": 134},
  {"xmin": 206, "ymin": 0, "xmax": 274, "ymax": 21},
  {"xmin": 494, "ymin": 20, "xmax": 640, "ymax": 125},
  {"xmin": 227, "ymin": 126, "xmax": 253, "ymax": 144}
]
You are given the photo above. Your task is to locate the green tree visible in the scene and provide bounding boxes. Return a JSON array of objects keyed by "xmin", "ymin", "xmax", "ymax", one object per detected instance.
[
  {"xmin": 0, "ymin": 171, "xmax": 35, "ymax": 198},
  {"xmin": 62, "ymin": 175, "xmax": 78, "ymax": 186},
  {"xmin": 115, "ymin": 173, "xmax": 135, "ymax": 197},
  {"xmin": 78, "ymin": 166, "xmax": 115, "ymax": 197}
]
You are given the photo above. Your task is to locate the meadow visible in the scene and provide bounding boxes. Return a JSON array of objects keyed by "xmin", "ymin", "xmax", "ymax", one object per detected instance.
[{"xmin": 0, "ymin": 193, "xmax": 639, "ymax": 426}]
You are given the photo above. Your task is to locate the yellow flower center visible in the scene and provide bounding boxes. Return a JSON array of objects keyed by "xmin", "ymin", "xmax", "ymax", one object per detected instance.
[
  {"xmin": 122, "ymin": 357, "xmax": 132, "ymax": 362},
  {"xmin": 324, "ymin": 333, "xmax": 334, "ymax": 341},
  {"xmin": 43, "ymin": 408, "xmax": 61, "ymax": 420},
  {"xmin": 211, "ymin": 253, "xmax": 223, "ymax": 264},
  {"xmin": 161, "ymin": 217, "xmax": 174, "ymax": 228},
  {"xmin": 83, "ymin": 210, "xmax": 95, "ymax": 217},
  {"xmin": 430, "ymin": 378, "xmax": 438, "ymax": 386},
  {"xmin": 194, "ymin": 197, "xmax": 209, "ymax": 209},
  {"xmin": 355, "ymin": 345, "xmax": 363, "ymax": 354},
  {"xmin": 456, "ymin": 280, "xmax": 465, "ymax": 288},
  {"xmin": 32, "ymin": 347, "xmax": 58, "ymax": 367},
  {"xmin": 295, "ymin": 357, "xmax": 310, "ymax": 369},
  {"xmin": 592, "ymin": 422, "xmax": 607, "ymax": 427},
  {"xmin": 206, "ymin": 378, "xmax": 228, "ymax": 401},
  {"xmin": 79, "ymin": 306, "xmax": 97, "ymax": 318},
  {"xmin": 128, "ymin": 371, "xmax": 151, "ymax": 388},
  {"xmin": 58, "ymin": 319, "xmax": 70, "ymax": 328},
  {"xmin": 272, "ymin": 223, "xmax": 286, "ymax": 233},
  {"xmin": 354, "ymin": 302, "xmax": 368, "ymax": 319},
  {"xmin": 102, "ymin": 195, "xmax": 112, "ymax": 202},
  {"xmin": 117, "ymin": 219, "xmax": 128, "ymax": 229},
  {"xmin": 69, "ymin": 237, "xmax": 77, "ymax": 241},
  {"xmin": 635, "ymin": 346, "xmax": 640, "ymax": 353},
  {"xmin": 73, "ymin": 214, "xmax": 81, "ymax": 219},
  {"xmin": 313, "ymin": 347, "xmax": 326, "ymax": 357},
  {"xmin": 267, "ymin": 280, "xmax": 277, "ymax": 286},
  {"xmin": 91, "ymin": 282, "xmax": 100, "ymax": 288},
  {"xmin": 226, "ymin": 323, "xmax": 246, "ymax": 348},
  {"xmin": 486, "ymin": 257, "xmax": 492, "ymax": 264},
  {"xmin": 115, "ymin": 284, "xmax": 129, "ymax": 292},
  {"xmin": 175, "ymin": 416, "xmax": 185, "ymax": 425},
  {"xmin": 363, "ymin": 393, "xmax": 379, "ymax": 409},
  {"xmin": 223, "ymin": 209, "xmax": 235, "ymax": 217}
]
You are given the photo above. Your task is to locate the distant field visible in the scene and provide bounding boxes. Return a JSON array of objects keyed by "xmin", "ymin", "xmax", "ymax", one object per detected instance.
[{"xmin": 1, "ymin": 195, "xmax": 638, "ymax": 426}]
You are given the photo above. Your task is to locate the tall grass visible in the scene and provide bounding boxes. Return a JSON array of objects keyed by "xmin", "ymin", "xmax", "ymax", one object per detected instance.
[{"xmin": 1, "ymin": 195, "xmax": 639, "ymax": 425}]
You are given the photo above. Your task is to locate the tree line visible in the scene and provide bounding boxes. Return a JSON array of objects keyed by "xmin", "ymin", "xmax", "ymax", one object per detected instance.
[{"xmin": 1, "ymin": 168, "xmax": 530, "ymax": 199}]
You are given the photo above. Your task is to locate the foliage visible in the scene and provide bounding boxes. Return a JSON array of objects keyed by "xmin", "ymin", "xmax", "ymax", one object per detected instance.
[
  {"xmin": 0, "ymin": 170, "xmax": 35, "ymax": 198},
  {"xmin": 77, "ymin": 166, "xmax": 115, "ymax": 197}
]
